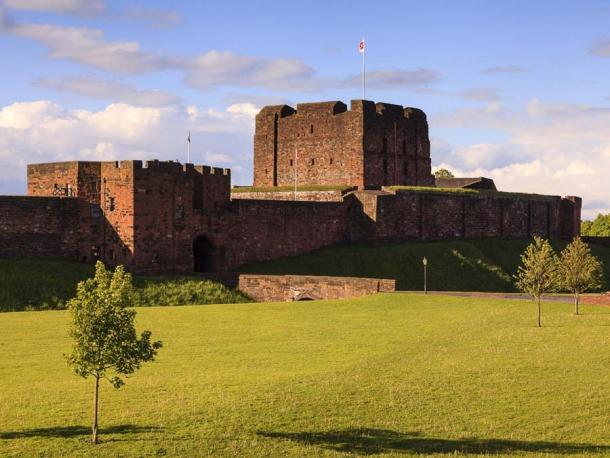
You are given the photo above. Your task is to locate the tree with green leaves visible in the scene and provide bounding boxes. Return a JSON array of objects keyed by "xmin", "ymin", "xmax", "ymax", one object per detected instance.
[
  {"xmin": 434, "ymin": 168, "xmax": 455, "ymax": 178},
  {"xmin": 514, "ymin": 236, "xmax": 560, "ymax": 327},
  {"xmin": 557, "ymin": 237, "xmax": 603, "ymax": 315},
  {"xmin": 66, "ymin": 261, "xmax": 162, "ymax": 444},
  {"xmin": 580, "ymin": 213, "xmax": 610, "ymax": 236}
]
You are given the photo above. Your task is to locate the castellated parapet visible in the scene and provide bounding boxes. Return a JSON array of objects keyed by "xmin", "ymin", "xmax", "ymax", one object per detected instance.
[{"xmin": 254, "ymin": 100, "xmax": 435, "ymax": 189}]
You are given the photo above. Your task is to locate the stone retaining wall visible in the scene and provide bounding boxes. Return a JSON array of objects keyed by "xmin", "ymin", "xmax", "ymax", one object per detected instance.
[{"xmin": 238, "ymin": 274, "xmax": 395, "ymax": 302}]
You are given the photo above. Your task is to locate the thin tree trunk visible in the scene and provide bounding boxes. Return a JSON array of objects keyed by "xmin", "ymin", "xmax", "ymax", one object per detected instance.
[
  {"xmin": 92, "ymin": 375, "xmax": 99, "ymax": 444},
  {"xmin": 537, "ymin": 295, "xmax": 541, "ymax": 327},
  {"xmin": 575, "ymin": 291, "xmax": 580, "ymax": 315}
]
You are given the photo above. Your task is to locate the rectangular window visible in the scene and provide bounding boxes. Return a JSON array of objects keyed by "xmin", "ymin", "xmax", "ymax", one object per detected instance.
[
  {"xmin": 108, "ymin": 197, "xmax": 115, "ymax": 212},
  {"xmin": 310, "ymin": 158, "xmax": 315, "ymax": 166},
  {"xmin": 290, "ymin": 159, "xmax": 293, "ymax": 166},
  {"xmin": 330, "ymin": 158, "xmax": 334, "ymax": 165},
  {"xmin": 90, "ymin": 204, "xmax": 102, "ymax": 218}
]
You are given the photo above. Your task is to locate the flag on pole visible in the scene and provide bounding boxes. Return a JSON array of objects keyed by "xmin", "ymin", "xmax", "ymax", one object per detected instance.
[
  {"xmin": 187, "ymin": 131, "xmax": 191, "ymax": 143},
  {"xmin": 358, "ymin": 38, "xmax": 365, "ymax": 53}
]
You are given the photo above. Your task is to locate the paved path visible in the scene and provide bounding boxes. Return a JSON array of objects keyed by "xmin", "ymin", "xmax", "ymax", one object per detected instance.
[{"xmin": 394, "ymin": 290, "xmax": 610, "ymax": 305}]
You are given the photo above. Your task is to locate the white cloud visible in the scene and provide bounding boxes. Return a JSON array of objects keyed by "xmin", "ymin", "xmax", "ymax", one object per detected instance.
[
  {"xmin": 433, "ymin": 99, "xmax": 610, "ymax": 218},
  {"xmin": 10, "ymin": 22, "xmax": 173, "ymax": 74},
  {"xmin": 35, "ymin": 76, "xmax": 181, "ymax": 107},
  {"xmin": 184, "ymin": 50, "xmax": 318, "ymax": 91},
  {"xmin": 0, "ymin": 100, "xmax": 259, "ymax": 191},
  {"xmin": 3, "ymin": 0, "xmax": 104, "ymax": 15}
]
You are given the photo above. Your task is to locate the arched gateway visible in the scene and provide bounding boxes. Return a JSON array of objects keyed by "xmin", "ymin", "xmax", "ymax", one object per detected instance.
[{"xmin": 193, "ymin": 235, "xmax": 215, "ymax": 273}]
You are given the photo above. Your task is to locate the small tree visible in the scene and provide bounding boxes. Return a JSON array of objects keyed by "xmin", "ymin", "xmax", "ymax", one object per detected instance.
[
  {"xmin": 66, "ymin": 261, "xmax": 162, "ymax": 444},
  {"xmin": 434, "ymin": 168, "xmax": 455, "ymax": 178},
  {"xmin": 514, "ymin": 236, "xmax": 560, "ymax": 327},
  {"xmin": 558, "ymin": 237, "xmax": 603, "ymax": 315}
]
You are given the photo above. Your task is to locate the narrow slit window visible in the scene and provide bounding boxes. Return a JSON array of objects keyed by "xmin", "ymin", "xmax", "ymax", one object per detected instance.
[
  {"xmin": 330, "ymin": 158, "xmax": 334, "ymax": 165},
  {"xmin": 290, "ymin": 159, "xmax": 293, "ymax": 166},
  {"xmin": 310, "ymin": 125, "xmax": 314, "ymax": 134},
  {"xmin": 310, "ymin": 158, "xmax": 315, "ymax": 166}
]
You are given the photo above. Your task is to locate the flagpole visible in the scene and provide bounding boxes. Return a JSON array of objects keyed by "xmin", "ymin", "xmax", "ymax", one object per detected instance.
[
  {"xmin": 187, "ymin": 130, "xmax": 191, "ymax": 163},
  {"xmin": 294, "ymin": 144, "xmax": 298, "ymax": 200}
]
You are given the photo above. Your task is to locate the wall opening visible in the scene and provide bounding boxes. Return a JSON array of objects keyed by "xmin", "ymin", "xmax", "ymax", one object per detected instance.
[{"xmin": 193, "ymin": 235, "xmax": 215, "ymax": 273}]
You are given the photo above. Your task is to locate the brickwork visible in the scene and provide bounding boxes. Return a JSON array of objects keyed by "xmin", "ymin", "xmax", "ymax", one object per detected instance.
[
  {"xmin": 253, "ymin": 100, "xmax": 434, "ymax": 190},
  {"xmin": 238, "ymin": 274, "xmax": 396, "ymax": 302}
]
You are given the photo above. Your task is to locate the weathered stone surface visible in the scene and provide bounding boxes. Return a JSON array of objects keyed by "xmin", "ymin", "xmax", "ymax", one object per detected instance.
[
  {"xmin": 238, "ymin": 274, "xmax": 396, "ymax": 302},
  {"xmin": 253, "ymin": 100, "xmax": 435, "ymax": 189}
]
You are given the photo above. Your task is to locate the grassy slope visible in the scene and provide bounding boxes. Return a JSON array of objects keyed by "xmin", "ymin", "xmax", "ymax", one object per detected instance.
[
  {"xmin": 240, "ymin": 239, "xmax": 610, "ymax": 292},
  {"xmin": 0, "ymin": 294, "xmax": 608, "ymax": 457},
  {"xmin": 0, "ymin": 258, "xmax": 250, "ymax": 311}
]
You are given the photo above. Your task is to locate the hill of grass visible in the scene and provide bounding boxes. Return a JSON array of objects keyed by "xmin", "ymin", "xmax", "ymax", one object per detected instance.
[
  {"xmin": 0, "ymin": 294, "xmax": 608, "ymax": 456},
  {"xmin": 0, "ymin": 258, "xmax": 250, "ymax": 312},
  {"xmin": 240, "ymin": 238, "xmax": 610, "ymax": 292}
]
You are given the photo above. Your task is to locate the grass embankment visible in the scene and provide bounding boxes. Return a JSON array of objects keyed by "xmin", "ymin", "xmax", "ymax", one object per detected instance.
[
  {"xmin": 232, "ymin": 184, "xmax": 351, "ymax": 193},
  {"xmin": 0, "ymin": 258, "xmax": 250, "ymax": 312},
  {"xmin": 0, "ymin": 294, "xmax": 608, "ymax": 456},
  {"xmin": 387, "ymin": 186, "xmax": 559, "ymax": 201},
  {"xmin": 240, "ymin": 238, "xmax": 610, "ymax": 292}
]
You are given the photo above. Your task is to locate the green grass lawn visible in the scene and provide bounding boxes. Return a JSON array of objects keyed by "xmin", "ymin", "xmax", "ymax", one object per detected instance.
[
  {"xmin": 240, "ymin": 238, "xmax": 610, "ymax": 292},
  {"xmin": 1, "ymin": 294, "xmax": 608, "ymax": 457}
]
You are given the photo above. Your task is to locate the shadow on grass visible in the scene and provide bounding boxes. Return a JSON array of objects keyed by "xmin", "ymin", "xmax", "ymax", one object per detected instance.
[
  {"xmin": 0, "ymin": 424, "xmax": 161, "ymax": 440},
  {"xmin": 257, "ymin": 428, "xmax": 610, "ymax": 455}
]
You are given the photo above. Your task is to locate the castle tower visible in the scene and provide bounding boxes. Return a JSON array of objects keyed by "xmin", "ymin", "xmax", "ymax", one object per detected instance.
[{"xmin": 253, "ymin": 100, "xmax": 434, "ymax": 189}]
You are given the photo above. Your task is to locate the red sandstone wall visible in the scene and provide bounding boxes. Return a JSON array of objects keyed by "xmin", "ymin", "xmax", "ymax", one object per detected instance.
[
  {"xmin": 360, "ymin": 190, "xmax": 571, "ymax": 242},
  {"xmin": 362, "ymin": 103, "xmax": 434, "ymax": 188},
  {"xmin": 224, "ymin": 199, "xmax": 350, "ymax": 270},
  {"xmin": 238, "ymin": 274, "xmax": 396, "ymax": 302},
  {"xmin": 0, "ymin": 196, "xmax": 86, "ymax": 260},
  {"xmin": 6, "ymin": 159, "xmax": 583, "ymax": 275},
  {"xmin": 253, "ymin": 100, "xmax": 435, "ymax": 190},
  {"xmin": 28, "ymin": 162, "xmax": 102, "ymax": 204},
  {"xmin": 28, "ymin": 162, "xmax": 79, "ymax": 197},
  {"xmin": 254, "ymin": 101, "xmax": 364, "ymax": 188},
  {"xmin": 99, "ymin": 161, "xmax": 136, "ymax": 267}
]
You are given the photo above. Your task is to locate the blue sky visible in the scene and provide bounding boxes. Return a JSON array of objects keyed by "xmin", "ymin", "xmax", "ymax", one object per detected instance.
[{"xmin": 1, "ymin": 0, "xmax": 610, "ymax": 218}]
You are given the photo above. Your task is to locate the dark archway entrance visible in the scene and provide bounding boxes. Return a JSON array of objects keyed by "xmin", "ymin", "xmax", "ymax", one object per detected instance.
[{"xmin": 193, "ymin": 236, "xmax": 215, "ymax": 273}]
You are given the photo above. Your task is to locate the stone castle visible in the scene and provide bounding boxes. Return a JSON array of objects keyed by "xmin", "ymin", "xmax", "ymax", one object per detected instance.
[{"xmin": 0, "ymin": 100, "xmax": 581, "ymax": 274}]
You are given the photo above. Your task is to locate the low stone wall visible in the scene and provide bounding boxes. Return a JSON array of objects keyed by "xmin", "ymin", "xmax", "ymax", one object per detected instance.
[{"xmin": 238, "ymin": 274, "xmax": 395, "ymax": 302}]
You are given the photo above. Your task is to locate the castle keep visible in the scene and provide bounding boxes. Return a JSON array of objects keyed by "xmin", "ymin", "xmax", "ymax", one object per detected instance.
[
  {"xmin": 254, "ymin": 100, "xmax": 434, "ymax": 189},
  {"xmin": 0, "ymin": 100, "xmax": 582, "ymax": 274}
]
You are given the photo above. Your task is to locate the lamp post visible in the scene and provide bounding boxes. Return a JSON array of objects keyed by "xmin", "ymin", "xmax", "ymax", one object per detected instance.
[{"xmin": 422, "ymin": 256, "xmax": 428, "ymax": 294}]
